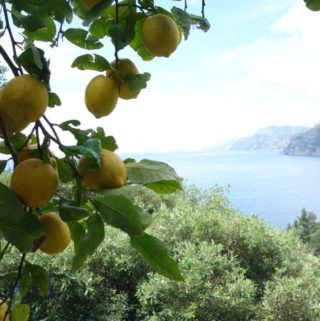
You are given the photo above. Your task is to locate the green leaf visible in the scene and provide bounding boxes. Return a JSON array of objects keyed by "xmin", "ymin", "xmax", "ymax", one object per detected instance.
[
  {"xmin": 19, "ymin": 264, "xmax": 32, "ymax": 297},
  {"xmin": 130, "ymin": 17, "xmax": 155, "ymax": 61},
  {"xmin": 56, "ymin": 158, "xmax": 74, "ymax": 183},
  {"xmin": 171, "ymin": 7, "xmax": 210, "ymax": 40},
  {"xmin": 29, "ymin": 263, "xmax": 49, "ymax": 296},
  {"xmin": 125, "ymin": 72, "xmax": 151, "ymax": 91},
  {"xmin": 64, "ymin": 28, "xmax": 103, "ymax": 50},
  {"xmin": 82, "ymin": 0, "xmax": 114, "ymax": 25},
  {"xmin": 305, "ymin": 0, "xmax": 320, "ymax": 10},
  {"xmin": 145, "ymin": 180, "xmax": 183, "ymax": 194},
  {"xmin": 92, "ymin": 194, "xmax": 152, "ymax": 235},
  {"xmin": 90, "ymin": 128, "xmax": 118, "ymax": 151},
  {"xmin": 12, "ymin": 304, "xmax": 30, "ymax": 321},
  {"xmin": 17, "ymin": 46, "xmax": 51, "ymax": 84},
  {"xmin": 0, "ymin": 182, "xmax": 44, "ymax": 252},
  {"xmin": 0, "ymin": 182, "xmax": 27, "ymax": 222},
  {"xmin": 71, "ymin": 54, "xmax": 109, "ymax": 71},
  {"xmin": 72, "ymin": 214, "xmax": 105, "ymax": 271},
  {"xmin": 59, "ymin": 199, "xmax": 92, "ymax": 221},
  {"xmin": 0, "ymin": 141, "xmax": 10, "ymax": 155},
  {"xmin": 62, "ymin": 138, "xmax": 102, "ymax": 170},
  {"xmin": 68, "ymin": 221, "xmax": 86, "ymax": 253},
  {"xmin": 48, "ymin": 92, "xmax": 61, "ymax": 107},
  {"xmin": 41, "ymin": 0, "xmax": 73, "ymax": 24},
  {"xmin": 0, "ymin": 160, "xmax": 7, "ymax": 174},
  {"xmin": 109, "ymin": 21, "xmax": 135, "ymax": 50},
  {"xmin": 126, "ymin": 159, "xmax": 183, "ymax": 193},
  {"xmin": 24, "ymin": 15, "xmax": 57, "ymax": 42},
  {"xmin": 131, "ymin": 233, "xmax": 184, "ymax": 281},
  {"xmin": 59, "ymin": 119, "xmax": 81, "ymax": 127},
  {"xmin": 89, "ymin": 17, "xmax": 111, "ymax": 39},
  {"xmin": 59, "ymin": 120, "xmax": 92, "ymax": 144}
]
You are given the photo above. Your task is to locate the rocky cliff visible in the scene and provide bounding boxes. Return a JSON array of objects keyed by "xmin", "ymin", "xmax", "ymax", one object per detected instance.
[
  {"xmin": 229, "ymin": 126, "xmax": 307, "ymax": 151},
  {"xmin": 281, "ymin": 124, "xmax": 320, "ymax": 156}
]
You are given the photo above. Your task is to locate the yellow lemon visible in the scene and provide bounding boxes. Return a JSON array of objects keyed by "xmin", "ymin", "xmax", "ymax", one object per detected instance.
[
  {"xmin": 142, "ymin": 14, "xmax": 180, "ymax": 57},
  {"xmin": 17, "ymin": 144, "xmax": 57, "ymax": 168},
  {"xmin": 39, "ymin": 212, "xmax": 71, "ymax": 255},
  {"xmin": 85, "ymin": 75, "xmax": 118, "ymax": 118},
  {"xmin": 2, "ymin": 75, "xmax": 48, "ymax": 123},
  {"xmin": 0, "ymin": 87, "xmax": 29, "ymax": 136},
  {"xmin": 0, "ymin": 301, "xmax": 9, "ymax": 321},
  {"xmin": 106, "ymin": 59, "xmax": 141, "ymax": 100},
  {"xmin": 79, "ymin": 149, "xmax": 127, "ymax": 189},
  {"xmin": 10, "ymin": 158, "xmax": 58, "ymax": 208}
]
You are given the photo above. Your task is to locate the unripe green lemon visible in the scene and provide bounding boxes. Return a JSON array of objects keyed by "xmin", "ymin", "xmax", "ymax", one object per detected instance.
[
  {"xmin": 142, "ymin": 14, "xmax": 180, "ymax": 57},
  {"xmin": 85, "ymin": 75, "xmax": 118, "ymax": 118}
]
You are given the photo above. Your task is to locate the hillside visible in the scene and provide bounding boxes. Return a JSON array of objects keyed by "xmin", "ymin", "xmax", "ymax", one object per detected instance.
[
  {"xmin": 281, "ymin": 123, "xmax": 320, "ymax": 156},
  {"xmin": 229, "ymin": 125, "xmax": 307, "ymax": 151}
]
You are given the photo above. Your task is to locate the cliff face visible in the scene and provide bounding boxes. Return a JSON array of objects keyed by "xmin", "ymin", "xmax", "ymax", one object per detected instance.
[
  {"xmin": 281, "ymin": 124, "xmax": 320, "ymax": 156},
  {"xmin": 229, "ymin": 126, "xmax": 307, "ymax": 151}
]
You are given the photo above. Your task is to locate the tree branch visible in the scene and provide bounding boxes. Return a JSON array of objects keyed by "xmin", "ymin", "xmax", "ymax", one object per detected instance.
[{"xmin": 2, "ymin": 2, "xmax": 23, "ymax": 75}]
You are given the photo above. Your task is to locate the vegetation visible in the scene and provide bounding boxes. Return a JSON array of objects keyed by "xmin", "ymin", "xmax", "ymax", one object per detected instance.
[
  {"xmin": 1, "ymin": 186, "xmax": 319, "ymax": 321},
  {"xmin": 288, "ymin": 208, "xmax": 320, "ymax": 256},
  {"xmin": 0, "ymin": 0, "xmax": 319, "ymax": 320},
  {"xmin": 0, "ymin": 0, "xmax": 210, "ymax": 319}
]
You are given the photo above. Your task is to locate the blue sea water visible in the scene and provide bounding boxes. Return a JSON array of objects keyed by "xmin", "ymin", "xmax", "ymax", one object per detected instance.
[{"xmin": 127, "ymin": 150, "xmax": 320, "ymax": 229}]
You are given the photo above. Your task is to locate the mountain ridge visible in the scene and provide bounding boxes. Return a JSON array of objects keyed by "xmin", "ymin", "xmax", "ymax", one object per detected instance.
[{"xmin": 228, "ymin": 125, "xmax": 308, "ymax": 151}]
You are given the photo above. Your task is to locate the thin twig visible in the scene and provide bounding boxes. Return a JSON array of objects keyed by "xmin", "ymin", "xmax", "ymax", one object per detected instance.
[
  {"xmin": 184, "ymin": 0, "xmax": 188, "ymax": 11},
  {"xmin": 0, "ymin": 242, "xmax": 10, "ymax": 262},
  {"xmin": 114, "ymin": 0, "xmax": 120, "ymax": 63},
  {"xmin": 4, "ymin": 253, "xmax": 26, "ymax": 320},
  {"xmin": 0, "ymin": 117, "xmax": 18, "ymax": 166},
  {"xmin": 0, "ymin": 45, "xmax": 19, "ymax": 77},
  {"xmin": 201, "ymin": 0, "xmax": 206, "ymax": 18},
  {"xmin": 2, "ymin": 2, "xmax": 23, "ymax": 74}
]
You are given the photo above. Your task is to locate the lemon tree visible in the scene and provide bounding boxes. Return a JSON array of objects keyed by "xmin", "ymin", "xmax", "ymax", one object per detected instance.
[{"xmin": 0, "ymin": 0, "xmax": 210, "ymax": 319}]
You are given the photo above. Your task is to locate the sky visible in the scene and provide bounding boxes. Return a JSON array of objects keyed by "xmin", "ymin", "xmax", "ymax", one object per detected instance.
[{"xmin": 3, "ymin": 0, "xmax": 320, "ymax": 154}]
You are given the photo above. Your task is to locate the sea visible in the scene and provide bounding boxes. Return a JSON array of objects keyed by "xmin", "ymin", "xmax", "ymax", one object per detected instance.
[{"xmin": 126, "ymin": 150, "xmax": 320, "ymax": 229}]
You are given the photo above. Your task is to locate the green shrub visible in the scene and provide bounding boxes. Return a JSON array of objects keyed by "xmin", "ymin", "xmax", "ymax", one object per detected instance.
[
  {"xmin": 137, "ymin": 241, "xmax": 258, "ymax": 321},
  {"xmin": 0, "ymin": 186, "xmax": 319, "ymax": 321},
  {"xmin": 261, "ymin": 255, "xmax": 320, "ymax": 321}
]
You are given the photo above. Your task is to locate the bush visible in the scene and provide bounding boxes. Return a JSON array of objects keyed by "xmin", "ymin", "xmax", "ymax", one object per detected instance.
[
  {"xmin": 1, "ymin": 186, "xmax": 319, "ymax": 320},
  {"xmin": 137, "ymin": 241, "xmax": 258, "ymax": 321}
]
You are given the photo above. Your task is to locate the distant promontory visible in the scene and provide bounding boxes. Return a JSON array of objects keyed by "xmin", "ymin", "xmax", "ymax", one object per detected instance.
[
  {"xmin": 280, "ymin": 124, "xmax": 320, "ymax": 157},
  {"xmin": 229, "ymin": 125, "xmax": 308, "ymax": 151}
]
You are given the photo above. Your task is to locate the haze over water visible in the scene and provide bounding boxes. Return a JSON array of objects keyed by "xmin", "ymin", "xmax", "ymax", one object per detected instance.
[{"xmin": 128, "ymin": 150, "xmax": 320, "ymax": 229}]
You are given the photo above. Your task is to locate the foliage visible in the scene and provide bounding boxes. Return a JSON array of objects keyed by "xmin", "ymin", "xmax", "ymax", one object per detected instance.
[
  {"xmin": 1, "ymin": 187, "xmax": 319, "ymax": 321},
  {"xmin": 0, "ymin": 0, "xmax": 210, "ymax": 318},
  {"xmin": 288, "ymin": 208, "xmax": 320, "ymax": 256}
]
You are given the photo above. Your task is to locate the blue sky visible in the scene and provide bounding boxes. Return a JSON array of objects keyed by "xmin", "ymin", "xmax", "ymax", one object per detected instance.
[{"xmin": 3, "ymin": 0, "xmax": 320, "ymax": 153}]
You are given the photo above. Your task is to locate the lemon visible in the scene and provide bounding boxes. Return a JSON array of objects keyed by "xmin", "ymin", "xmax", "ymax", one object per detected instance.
[
  {"xmin": 10, "ymin": 158, "xmax": 58, "ymax": 208},
  {"xmin": 106, "ymin": 59, "xmax": 141, "ymax": 100},
  {"xmin": 17, "ymin": 144, "xmax": 57, "ymax": 168},
  {"xmin": 2, "ymin": 75, "xmax": 48, "ymax": 123},
  {"xmin": 0, "ymin": 87, "xmax": 29, "ymax": 136},
  {"xmin": 39, "ymin": 212, "xmax": 71, "ymax": 255},
  {"xmin": 83, "ymin": 0, "xmax": 102, "ymax": 10},
  {"xmin": 0, "ymin": 301, "xmax": 9, "ymax": 321},
  {"xmin": 85, "ymin": 75, "xmax": 118, "ymax": 118},
  {"xmin": 142, "ymin": 14, "xmax": 180, "ymax": 57},
  {"xmin": 79, "ymin": 149, "xmax": 127, "ymax": 189}
]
